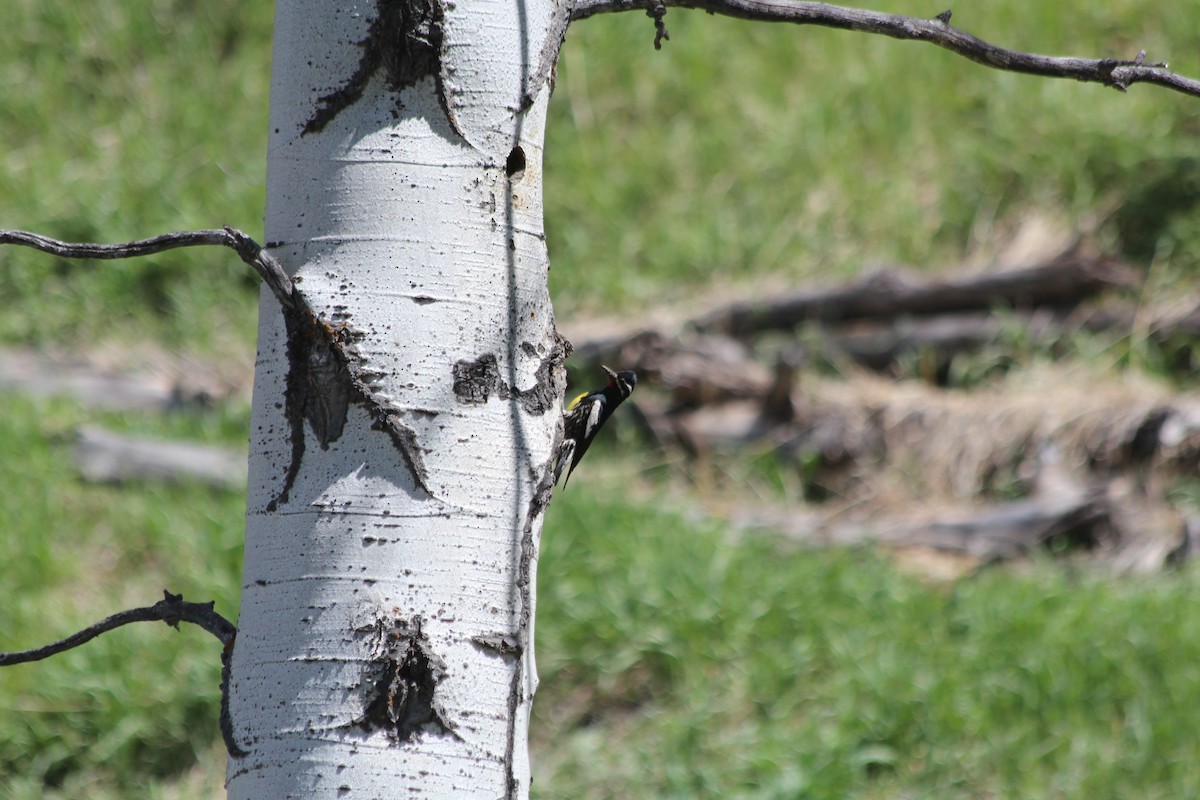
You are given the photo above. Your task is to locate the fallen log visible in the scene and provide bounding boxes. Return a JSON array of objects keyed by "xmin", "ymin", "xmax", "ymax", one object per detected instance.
[
  {"xmin": 72, "ymin": 426, "xmax": 247, "ymax": 489},
  {"xmin": 0, "ymin": 346, "xmax": 231, "ymax": 411},
  {"xmin": 826, "ymin": 301, "xmax": 1200, "ymax": 376},
  {"xmin": 748, "ymin": 483, "xmax": 1112, "ymax": 561},
  {"xmin": 732, "ymin": 441, "xmax": 1191, "ymax": 575},
  {"xmin": 816, "ymin": 310, "xmax": 1066, "ymax": 374},
  {"xmin": 690, "ymin": 253, "xmax": 1134, "ymax": 337},
  {"xmin": 886, "ymin": 486, "xmax": 1113, "ymax": 560},
  {"xmin": 571, "ymin": 299, "xmax": 1200, "ymax": 395},
  {"xmin": 735, "ymin": 477, "xmax": 1189, "ymax": 575}
]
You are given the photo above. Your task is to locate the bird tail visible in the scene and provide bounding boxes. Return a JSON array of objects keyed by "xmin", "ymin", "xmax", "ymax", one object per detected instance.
[{"xmin": 553, "ymin": 439, "xmax": 576, "ymax": 487}]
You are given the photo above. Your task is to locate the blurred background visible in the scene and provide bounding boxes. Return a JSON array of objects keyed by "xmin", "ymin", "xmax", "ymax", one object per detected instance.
[{"xmin": 4, "ymin": 1, "xmax": 1200, "ymax": 797}]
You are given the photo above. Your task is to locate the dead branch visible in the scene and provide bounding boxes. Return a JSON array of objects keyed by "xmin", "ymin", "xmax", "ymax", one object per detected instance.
[
  {"xmin": 0, "ymin": 227, "xmax": 295, "ymax": 310},
  {"xmin": 0, "ymin": 590, "xmax": 246, "ymax": 757},
  {"xmin": 571, "ymin": 1, "xmax": 1200, "ymax": 99},
  {"xmin": 0, "ymin": 590, "xmax": 235, "ymax": 666},
  {"xmin": 691, "ymin": 256, "xmax": 1133, "ymax": 336}
]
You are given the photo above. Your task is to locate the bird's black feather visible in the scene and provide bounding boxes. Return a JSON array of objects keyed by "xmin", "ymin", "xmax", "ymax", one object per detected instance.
[{"xmin": 554, "ymin": 366, "xmax": 637, "ymax": 487}]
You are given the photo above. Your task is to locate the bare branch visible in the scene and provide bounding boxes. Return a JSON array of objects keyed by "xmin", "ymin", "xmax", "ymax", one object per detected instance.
[
  {"xmin": 0, "ymin": 590, "xmax": 236, "ymax": 666},
  {"xmin": 571, "ymin": 1, "xmax": 1200, "ymax": 98},
  {"xmin": 0, "ymin": 227, "xmax": 296, "ymax": 310},
  {"xmin": 0, "ymin": 590, "xmax": 247, "ymax": 757}
]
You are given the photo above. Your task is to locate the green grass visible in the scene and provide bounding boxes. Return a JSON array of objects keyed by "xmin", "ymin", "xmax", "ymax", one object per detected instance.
[
  {"xmin": 4, "ymin": 392, "xmax": 1200, "ymax": 798},
  {"xmin": 3, "ymin": 2, "xmax": 1200, "ymax": 344},
  {"xmin": 0, "ymin": 0, "xmax": 271, "ymax": 353},
  {"xmin": 535, "ymin": 486, "xmax": 1200, "ymax": 798},
  {"xmin": 5, "ymin": 1, "xmax": 1200, "ymax": 798},
  {"xmin": 0, "ymin": 394, "xmax": 245, "ymax": 799},
  {"xmin": 545, "ymin": 3, "xmax": 1200, "ymax": 317}
]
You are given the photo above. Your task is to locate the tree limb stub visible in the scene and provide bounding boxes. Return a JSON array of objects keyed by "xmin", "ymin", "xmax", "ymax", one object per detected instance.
[{"xmin": 572, "ymin": 0, "xmax": 1200, "ymax": 98}]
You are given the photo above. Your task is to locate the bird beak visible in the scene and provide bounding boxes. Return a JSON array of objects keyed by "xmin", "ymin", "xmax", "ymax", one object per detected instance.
[{"xmin": 601, "ymin": 365, "xmax": 618, "ymax": 382}]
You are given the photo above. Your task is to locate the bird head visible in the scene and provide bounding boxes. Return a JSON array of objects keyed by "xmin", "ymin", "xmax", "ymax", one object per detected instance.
[{"xmin": 601, "ymin": 365, "xmax": 637, "ymax": 399}]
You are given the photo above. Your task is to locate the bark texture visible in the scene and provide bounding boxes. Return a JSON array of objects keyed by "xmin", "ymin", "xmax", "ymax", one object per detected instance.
[{"xmin": 227, "ymin": 2, "xmax": 566, "ymax": 797}]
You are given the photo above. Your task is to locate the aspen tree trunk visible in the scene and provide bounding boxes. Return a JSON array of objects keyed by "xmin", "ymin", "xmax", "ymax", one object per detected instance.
[{"xmin": 226, "ymin": 1, "xmax": 568, "ymax": 797}]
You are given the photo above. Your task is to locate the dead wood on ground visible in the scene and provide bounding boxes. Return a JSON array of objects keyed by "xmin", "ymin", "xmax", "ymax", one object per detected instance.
[
  {"xmin": 565, "ymin": 250, "xmax": 1200, "ymax": 573},
  {"xmin": 690, "ymin": 251, "xmax": 1134, "ymax": 337},
  {"xmin": 72, "ymin": 426, "xmax": 247, "ymax": 489}
]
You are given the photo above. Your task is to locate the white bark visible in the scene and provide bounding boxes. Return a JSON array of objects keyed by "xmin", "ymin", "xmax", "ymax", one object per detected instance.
[{"xmin": 226, "ymin": 2, "xmax": 566, "ymax": 797}]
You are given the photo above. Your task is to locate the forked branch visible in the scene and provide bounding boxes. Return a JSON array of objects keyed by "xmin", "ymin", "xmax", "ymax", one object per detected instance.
[{"xmin": 571, "ymin": 1, "xmax": 1200, "ymax": 98}]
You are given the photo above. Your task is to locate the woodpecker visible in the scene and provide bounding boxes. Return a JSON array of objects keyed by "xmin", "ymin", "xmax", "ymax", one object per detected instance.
[{"xmin": 554, "ymin": 365, "xmax": 637, "ymax": 487}]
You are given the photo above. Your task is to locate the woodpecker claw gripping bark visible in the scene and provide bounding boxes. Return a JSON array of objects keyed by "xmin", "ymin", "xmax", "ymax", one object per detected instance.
[{"xmin": 554, "ymin": 365, "xmax": 637, "ymax": 487}]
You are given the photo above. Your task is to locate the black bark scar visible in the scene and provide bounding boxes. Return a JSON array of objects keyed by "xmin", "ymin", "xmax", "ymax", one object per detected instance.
[
  {"xmin": 506, "ymin": 342, "xmax": 567, "ymax": 415},
  {"xmin": 219, "ymin": 635, "xmax": 248, "ymax": 758},
  {"xmin": 518, "ymin": 0, "xmax": 574, "ymax": 112},
  {"xmin": 471, "ymin": 633, "xmax": 523, "ymax": 658},
  {"xmin": 452, "ymin": 336, "xmax": 570, "ymax": 414},
  {"xmin": 270, "ymin": 313, "xmax": 350, "ymax": 510},
  {"xmin": 302, "ymin": 0, "xmax": 450, "ymax": 136},
  {"xmin": 269, "ymin": 306, "xmax": 432, "ymax": 511},
  {"xmin": 373, "ymin": 412, "xmax": 431, "ymax": 492},
  {"xmin": 352, "ymin": 616, "xmax": 456, "ymax": 742},
  {"xmin": 452, "ymin": 353, "xmax": 501, "ymax": 404}
]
